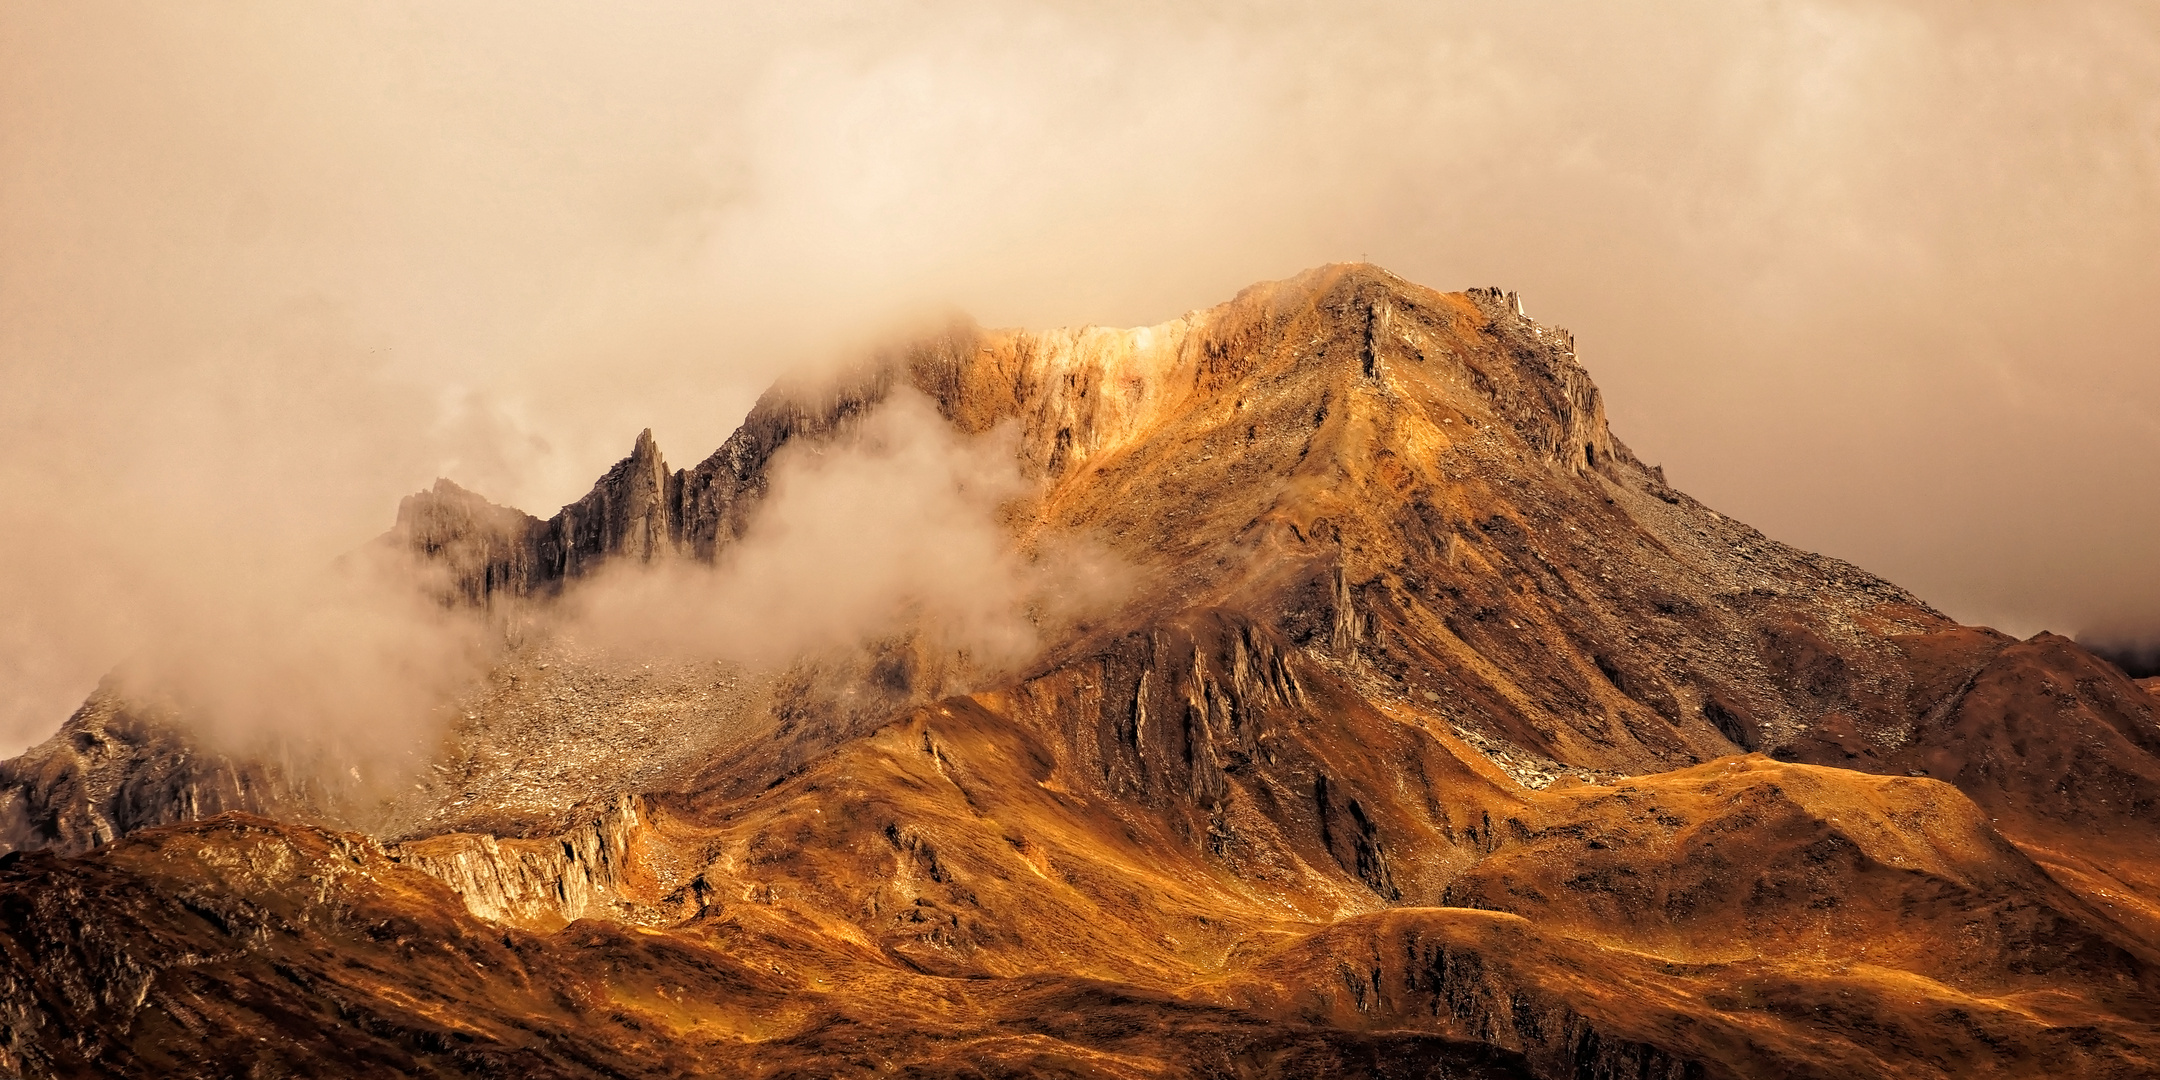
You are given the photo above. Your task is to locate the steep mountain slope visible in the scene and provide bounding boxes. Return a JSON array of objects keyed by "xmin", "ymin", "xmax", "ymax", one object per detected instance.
[{"xmin": 3, "ymin": 265, "xmax": 2157, "ymax": 1078}]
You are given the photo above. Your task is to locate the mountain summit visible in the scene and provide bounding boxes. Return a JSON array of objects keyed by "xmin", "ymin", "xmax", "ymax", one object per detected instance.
[{"xmin": 4, "ymin": 265, "xmax": 2157, "ymax": 1078}]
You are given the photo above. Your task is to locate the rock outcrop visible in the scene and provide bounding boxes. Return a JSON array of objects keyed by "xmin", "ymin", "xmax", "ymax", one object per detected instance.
[
  {"xmin": 391, "ymin": 428, "xmax": 678, "ymax": 605},
  {"xmin": 387, "ymin": 794, "xmax": 650, "ymax": 930},
  {"xmin": 392, "ymin": 376, "xmax": 903, "ymax": 604},
  {"xmin": 0, "ymin": 691, "xmax": 325, "ymax": 856}
]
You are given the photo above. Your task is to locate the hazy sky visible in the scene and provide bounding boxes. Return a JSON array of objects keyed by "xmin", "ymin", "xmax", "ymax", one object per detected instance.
[{"xmin": 3, "ymin": 1, "xmax": 2157, "ymax": 751}]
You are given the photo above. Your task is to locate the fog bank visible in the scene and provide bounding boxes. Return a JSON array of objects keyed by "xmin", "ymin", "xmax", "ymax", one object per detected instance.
[
  {"xmin": 560, "ymin": 390, "xmax": 1125, "ymax": 674},
  {"xmin": 4, "ymin": 2, "xmax": 2157, "ymax": 752}
]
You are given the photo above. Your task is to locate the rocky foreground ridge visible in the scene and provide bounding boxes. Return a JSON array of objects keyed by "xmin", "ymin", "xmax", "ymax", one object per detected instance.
[{"xmin": 2, "ymin": 265, "xmax": 2158, "ymax": 1078}]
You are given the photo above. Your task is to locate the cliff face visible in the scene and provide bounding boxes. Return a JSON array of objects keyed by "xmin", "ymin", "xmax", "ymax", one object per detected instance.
[
  {"xmin": 391, "ymin": 428, "xmax": 676, "ymax": 605},
  {"xmin": 385, "ymin": 794, "xmax": 650, "ymax": 930},
  {"xmin": 392, "ymin": 381, "xmax": 898, "ymax": 604},
  {"xmin": 5, "ymin": 265, "xmax": 2159, "ymax": 1079},
  {"xmin": 0, "ymin": 692, "xmax": 325, "ymax": 856}
]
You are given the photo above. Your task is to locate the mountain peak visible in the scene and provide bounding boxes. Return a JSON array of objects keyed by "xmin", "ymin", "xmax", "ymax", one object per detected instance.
[{"xmin": 384, "ymin": 266, "xmax": 1636, "ymax": 610}]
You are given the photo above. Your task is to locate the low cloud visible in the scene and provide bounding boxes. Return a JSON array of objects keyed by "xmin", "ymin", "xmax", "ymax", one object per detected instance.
[
  {"xmin": 95, "ymin": 541, "xmax": 496, "ymax": 790},
  {"xmin": 559, "ymin": 389, "xmax": 1128, "ymax": 677},
  {"xmin": 4, "ymin": 3, "xmax": 2157, "ymax": 752},
  {"xmin": 18, "ymin": 387, "xmax": 1121, "ymax": 793},
  {"xmin": 2078, "ymin": 636, "xmax": 2160, "ymax": 681}
]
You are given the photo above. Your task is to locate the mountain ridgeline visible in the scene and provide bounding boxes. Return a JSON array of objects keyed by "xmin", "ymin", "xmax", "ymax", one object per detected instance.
[
  {"xmin": 3, "ymin": 265, "xmax": 2158, "ymax": 1079},
  {"xmin": 397, "ymin": 279, "xmax": 1622, "ymax": 605}
]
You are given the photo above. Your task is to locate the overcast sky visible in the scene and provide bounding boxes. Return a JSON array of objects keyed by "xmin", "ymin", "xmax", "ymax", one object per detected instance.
[{"xmin": 3, "ymin": 1, "xmax": 2157, "ymax": 751}]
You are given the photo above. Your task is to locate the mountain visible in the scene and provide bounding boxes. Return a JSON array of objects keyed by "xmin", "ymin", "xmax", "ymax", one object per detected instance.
[{"xmin": 2, "ymin": 265, "xmax": 2156, "ymax": 1078}]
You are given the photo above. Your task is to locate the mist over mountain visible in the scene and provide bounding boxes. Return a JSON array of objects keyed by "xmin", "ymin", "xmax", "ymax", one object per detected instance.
[
  {"xmin": 3, "ymin": 267, "xmax": 2156, "ymax": 1078},
  {"xmin": 6, "ymin": 2, "xmax": 2160, "ymax": 760},
  {"xmin": 5, "ymin": 6, "xmax": 2159, "ymax": 1076},
  {"xmin": 2086, "ymin": 639, "xmax": 2160, "ymax": 681}
]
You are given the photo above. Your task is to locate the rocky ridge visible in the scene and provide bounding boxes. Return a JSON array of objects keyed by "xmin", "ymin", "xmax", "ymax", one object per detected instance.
[{"xmin": 0, "ymin": 691, "xmax": 332, "ymax": 856}]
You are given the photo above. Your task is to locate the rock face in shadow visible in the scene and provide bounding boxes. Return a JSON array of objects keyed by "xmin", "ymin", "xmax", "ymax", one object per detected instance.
[
  {"xmin": 391, "ymin": 376, "xmax": 902, "ymax": 605},
  {"xmin": 391, "ymin": 426, "xmax": 678, "ymax": 605},
  {"xmin": 0, "ymin": 692, "xmax": 324, "ymax": 857},
  {"xmin": 4, "ymin": 265, "xmax": 2159, "ymax": 1079}
]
